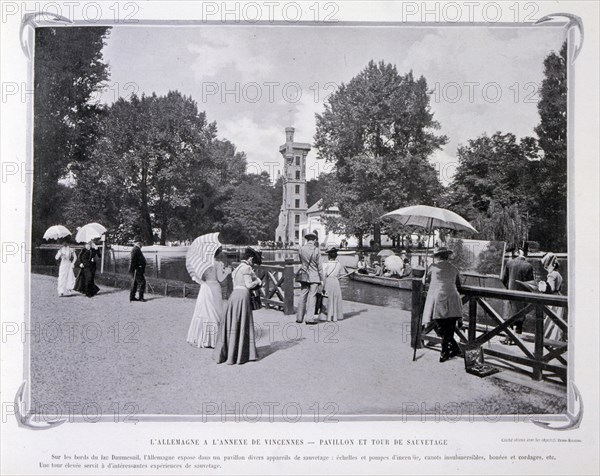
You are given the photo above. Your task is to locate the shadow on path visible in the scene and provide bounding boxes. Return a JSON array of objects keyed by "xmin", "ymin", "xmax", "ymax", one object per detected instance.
[
  {"xmin": 342, "ymin": 308, "xmax": 369, "ymax": 320},
  {"xmin": 257, "ymin": 338, "xmax": 305, "ymax": 361}
]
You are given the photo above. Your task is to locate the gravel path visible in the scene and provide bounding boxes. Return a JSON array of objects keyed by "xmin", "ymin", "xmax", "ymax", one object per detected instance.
[{"xmin": 29, "ymin": 274, "xmax": 566, "ymax": 419}]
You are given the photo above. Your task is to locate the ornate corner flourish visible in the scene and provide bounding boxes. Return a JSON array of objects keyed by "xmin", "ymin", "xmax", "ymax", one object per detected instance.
[
  {"xmin": 14, "ymin": 381, "xmax": 67, "ymax": 430},
  {"xmin": 535, "ymin": 13, "xmax": 584, "ymax": 64},
  {"xmin": 531, "ymin": 382, "xmax": 583, "ymax": 431},
  {"xmin": 20, "ymin": 12, "xmax": 73, "ymax": 60}
]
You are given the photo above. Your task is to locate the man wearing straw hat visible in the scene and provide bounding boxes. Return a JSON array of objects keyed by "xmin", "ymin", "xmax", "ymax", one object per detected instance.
[
  {"xmin": 129, "ymin": 236, "xmax": 147, "ymax": 302},
  {"xmin": 296, "ymin": 232, "xmax": 324, "ymax": 324}
]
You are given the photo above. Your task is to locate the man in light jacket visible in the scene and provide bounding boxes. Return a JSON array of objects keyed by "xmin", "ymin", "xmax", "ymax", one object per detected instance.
[{"xmin": 296, "ymin": 233, "xmax": 324, "ymax": 324}]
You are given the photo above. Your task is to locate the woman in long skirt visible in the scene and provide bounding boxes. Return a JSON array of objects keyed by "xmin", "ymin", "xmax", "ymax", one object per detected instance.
[
  {"xmin": 321, "ymin": 247, "xmax": 349, "ymax": 321},
  {"xmin": 187, "ymin": 247, "xmax": 231, "ymax": 348},
  {"xmin": 55, "ymin": 239, "xmax": 76, "ymax": 296},
  {"xmin": 215, "ymin": 247, "xmax": 262, "ymax": 365},
  {"xmin": 73, "ymin": 241, "xmax": 101, "ymax": 298}
]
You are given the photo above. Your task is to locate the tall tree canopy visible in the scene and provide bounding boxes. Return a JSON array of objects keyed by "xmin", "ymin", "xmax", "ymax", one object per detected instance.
[
  {"xmin": 530, "ymin": 42, "xmax": 567, "ymax": 251},
  {"xmin": 444, "ymin": 132, "xmax": 538, "ymax": 245},
  {"xmin": 314, "ymin": 61, "xmax": 447, "ymax": 245},
  {"xmin": 65, "ymin": 91, "xmax": 250, "ymax": 244},
  {"xmin": 33, "ymin": 26, "xmax": 110, "ymax": 244}
]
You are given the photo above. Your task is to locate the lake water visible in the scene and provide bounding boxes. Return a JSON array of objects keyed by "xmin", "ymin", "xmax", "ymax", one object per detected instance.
[
  {"xmin": 106, "ymin": 249, "xmax": 414, "ymax": 310},
  {"xmin": 36, "ymin": 246, "xmax": 566, "ymax": 312}
]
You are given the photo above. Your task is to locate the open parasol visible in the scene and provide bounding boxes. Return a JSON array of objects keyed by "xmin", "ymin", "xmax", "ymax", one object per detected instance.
[
  {"xmin": 75, "ymin": 223, "xmax": 106, "ymax": 243},
  {"xmin": 377, "ymin": 249, "xmax": 395, "ymax": 258},
  {"xmin": 382, "ymin": 205, "xmax": 477, "ymax": 362},
  {"xmin": 43, "ymin": 225, "xmax": 71, "ymax": 241},
  {"xmin": 186, "ymin": 232, "xmax": 222, "ymax": 283}
]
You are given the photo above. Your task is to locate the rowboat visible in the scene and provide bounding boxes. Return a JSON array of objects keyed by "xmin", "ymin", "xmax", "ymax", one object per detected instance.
[{"xmin": 349, "ymin": 272, "xmax": 417, "ymax": 290}]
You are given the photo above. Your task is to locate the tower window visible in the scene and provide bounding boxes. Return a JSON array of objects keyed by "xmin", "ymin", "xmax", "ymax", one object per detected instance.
[
  {"xmin": 295, "ymin": 171, "xmax": 300, "ymax": 180},
  {"xmin": 295, "ymin": 156, "xmax": 301, "ymax": 165},
  {"xmin": 295, "ymin": 230, "xmax": 299, "ymax": 240},
  {"xmin": 295, "ymin": 185, "xmax": 300, "ymax": 194},
  {"xmin": 295, "ymin": 214, "xmax": 300, "ymax": 224},
  {"xmin": 295, "ymin": 199, "xmax": 300, "ymax": 208}
]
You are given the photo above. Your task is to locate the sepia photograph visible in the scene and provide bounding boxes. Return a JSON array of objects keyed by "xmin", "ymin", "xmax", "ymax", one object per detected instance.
[{"xmin": 1, "ymin": 1, "xmax": 599, "ymax": 475}]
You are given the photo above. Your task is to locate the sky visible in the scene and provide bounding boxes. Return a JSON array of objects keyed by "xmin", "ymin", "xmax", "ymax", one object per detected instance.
[{"xmin": 100, "ymin": 24, "xmax": 566, "ymax": 184}]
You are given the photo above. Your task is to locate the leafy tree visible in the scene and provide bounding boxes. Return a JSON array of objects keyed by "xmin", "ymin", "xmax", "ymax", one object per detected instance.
[
  {"xmin": 315, "ymin": 61, "xmax": 447, "ymax": 245},
  {"xmin": 444, "ymin": 132, "xmax": 538, "ymax": 244},
  {"xmin": 530, "ymin": 42, "xmax": 567, "ymax": 251},
  {"xmin": 33, "ymin": 26, "xmax": 110, "ymax": 244},
  {"xmin": 217, "ymin": 172, "xmax": 280, "ymax": 244},
  {"xmin": 67, "ymin": 91, "xmax": 222, "ymax": 244}
]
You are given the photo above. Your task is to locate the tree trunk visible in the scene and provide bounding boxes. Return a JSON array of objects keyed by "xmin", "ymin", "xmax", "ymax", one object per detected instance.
[
  {"xmin": 357, "ymin": 234, "xmax": 363, "ymax": 248},
  {"xmin": 373, "ymin": 223, "xmax": 381, "ymax": 247},
  {"xmin": 140, "ymin": 166, "xmax": 153, "ymax": 244}
]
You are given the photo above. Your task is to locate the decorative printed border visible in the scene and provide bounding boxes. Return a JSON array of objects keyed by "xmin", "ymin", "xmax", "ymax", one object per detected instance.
[{"xmin": 15, "ymin": 12, "xmax": 583, "ymax": 430}]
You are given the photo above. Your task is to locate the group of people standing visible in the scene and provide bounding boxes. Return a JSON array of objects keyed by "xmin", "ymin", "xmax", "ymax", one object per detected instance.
[
  {"xmin": 186, "ymin": 245, "xmax": 263, "ymax": 365},
  {"xmin": 296, "ymin": 232, "xmax": 351, "ymax": 324},
  {"xmin": 420, "ymin": 244, "xmax": 565, "ymax": 363},
  {"xmin": 54, "ymin": 239, "xmax": 101, "ymax": 298}
]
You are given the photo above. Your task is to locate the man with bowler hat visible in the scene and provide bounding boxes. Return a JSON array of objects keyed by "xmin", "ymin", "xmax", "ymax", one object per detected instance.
[
  {"xmin": 296, "ymin": 232, "xmax": 324, "ymax": 324},
  {"xmin": 129, "ymin": 236, "xmax": 147, "ymax": 302}
]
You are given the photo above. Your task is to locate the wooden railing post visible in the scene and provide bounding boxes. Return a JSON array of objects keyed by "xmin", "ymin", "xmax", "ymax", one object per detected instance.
[
  {"xmin": 533, "ymin": 304, "xmax": 544, "ymax": 381},
  {"xmin": 468, "ymin": 297, "xmax": 477, "ymax": 343},
  {"xmin": 410, "ymin": 280, "xmax": 424, "ymax": 349},
  {"xmin": 282, "ymin": 258, "xmax": 295, "ymax": 315}
]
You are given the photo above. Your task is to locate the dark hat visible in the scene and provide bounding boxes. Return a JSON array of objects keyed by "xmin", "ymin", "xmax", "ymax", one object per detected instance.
[
  {"xmin": 433, "ymin": 246, "xmax": 453, "ymax": 257},
  {"xmin": 326, "ymin": 246, "xmax": 339, "ymax": 254},
  {"xmin": 400, "ymin": 249, "xmax": 408, "ymax": 255},
  {"xmin": 304, "ymin": 233, "xmax": 318, "ymax": 241},
  {"xmin": 245, "ymin": 246, "xmax": 263, "ymax": 265},
  {"xmin": 133, "ymin": 236, "xmax": 143, "ymax": 243}
]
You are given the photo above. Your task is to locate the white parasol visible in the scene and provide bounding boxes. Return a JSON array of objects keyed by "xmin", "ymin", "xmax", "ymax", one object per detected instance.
[
  {"xmin": 43, "ymin": 225, "xmax": 71, "ymax": 240},
  {"xmin": 75, "ymin": 223, "xmax": 106, "ymax": 243},
  {"xmin": 186, "ymin": 233, "xmax": 222, "ymax": 283}
]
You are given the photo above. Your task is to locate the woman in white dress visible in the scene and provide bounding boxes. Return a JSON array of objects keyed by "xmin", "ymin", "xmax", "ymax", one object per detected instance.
[
  {"xmin": 187, "ymin": 247, "xmax": 231, "ymax": 348},
  {"xmin": 322, "ymin": 247, "xmax": 350, "ymax": 322},
  {"xmin": 55, "ymin": 239, "xmax": 76, "ymax": 296}
]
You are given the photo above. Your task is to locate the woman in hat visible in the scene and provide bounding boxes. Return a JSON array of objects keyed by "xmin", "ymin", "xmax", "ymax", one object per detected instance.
[
  {"xmin": 55, "ymin": 237, "xmax": 76, "ymax": 296},
  {"xmin": 73, "ymin": 240, "xmax": 101, "ymax": 298},
  {"xmin": 539, "ymin": 252, "xmax": 565, "ymax": 341},
  {"xmin": 321, "ymin": 247, "xmax": 351, "ymax": 322},
  {"xmin": 215, "ymin": 246, "xmax": 262, "ymax": 365},
  {"xmin": 422, "ymin": 247, "xmax": 463, "ymax": 362},
  {"xmin": 187, "ymin": 246, "xmax": 231, "ymax": 349}
]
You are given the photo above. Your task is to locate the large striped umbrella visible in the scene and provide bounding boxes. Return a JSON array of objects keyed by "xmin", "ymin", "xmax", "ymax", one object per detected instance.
[{"xmin": 186, "ymin": 232, "xmax": 222, "ymax": 282}]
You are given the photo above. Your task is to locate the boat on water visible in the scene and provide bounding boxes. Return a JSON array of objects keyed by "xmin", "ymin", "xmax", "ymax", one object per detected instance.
[{"xmin": 349, "ymin": 272, "xmax": 417, "ymax": 290}]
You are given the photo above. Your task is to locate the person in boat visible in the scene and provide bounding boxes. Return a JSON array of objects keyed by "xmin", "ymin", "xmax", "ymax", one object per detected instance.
[
  {"xmin": 422, "ymin": 247, "xmax": 463, "ymax": 362},
  {"xmin": 372, "ymin": 261, "xmax": 382, "ymax": 276},
  {"xmin": 356, "ymin": 254, "xmax": 368, "ymax": 275},
  {"xmin": 400, "ymin": 250, "xmax": 412, "ymax": 278}
]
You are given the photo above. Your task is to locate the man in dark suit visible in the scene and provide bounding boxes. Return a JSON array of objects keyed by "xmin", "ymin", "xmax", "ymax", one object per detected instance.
[
  {"xmin": 129, "ymin": 236, "xmax": 147, "ymax": 302},
  {"xmin": 296, "ymin": 233, "xmax": 324, "ymax": 324},
  {"xmin": 501, "ymin": 245, "xmax": 534, "ymax": 344}
]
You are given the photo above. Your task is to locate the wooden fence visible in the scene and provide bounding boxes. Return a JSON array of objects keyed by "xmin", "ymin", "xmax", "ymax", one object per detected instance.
[
  {"xmin": 411, "ymin": 280, "xmax": 568, "ymax": 382},
  {"xmin": 254, "ymin": 259, "xmax": 296, "ymax": 315}
]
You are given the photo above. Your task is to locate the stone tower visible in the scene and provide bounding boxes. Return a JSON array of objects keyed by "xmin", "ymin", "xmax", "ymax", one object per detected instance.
[{"xmin": 275, "ymin": 127, "xmax": 311, "ymax": 244}]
